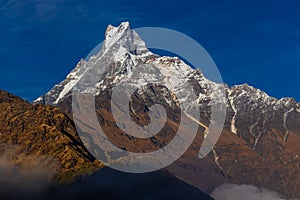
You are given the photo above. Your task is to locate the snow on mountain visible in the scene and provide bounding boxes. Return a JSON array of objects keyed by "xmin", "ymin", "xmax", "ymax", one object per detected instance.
[
  {"xmin": 34, "ymin": 21, "xmax": 300, "ymax": 144},
  {"xmin": 33, "ymin": 21, "xmax": 300, "ymax": 199}
]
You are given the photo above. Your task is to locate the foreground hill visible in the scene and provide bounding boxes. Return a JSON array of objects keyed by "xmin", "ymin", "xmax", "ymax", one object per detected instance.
[
  {"xmin": 0, "ymin": 90, "xmax": 213, "ymax": 199},
  {"xmin": 0, "ymin": 90, "xmax": 102, "ymax": 196}
]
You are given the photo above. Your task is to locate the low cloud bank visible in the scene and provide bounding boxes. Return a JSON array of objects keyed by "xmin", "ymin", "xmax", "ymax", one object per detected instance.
[
  {"xmin": 211, "ymin": 184, "xmax": 287, "ymax": 200},
  {"xmin": 0, "ymin": 144, "xmax": 55, "ymax": 199}
]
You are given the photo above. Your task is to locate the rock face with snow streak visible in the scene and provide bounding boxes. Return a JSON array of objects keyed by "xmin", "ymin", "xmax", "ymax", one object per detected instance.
[{"xmin": 35, "ymin": 22, "xmax": 300, "ymax": 199}]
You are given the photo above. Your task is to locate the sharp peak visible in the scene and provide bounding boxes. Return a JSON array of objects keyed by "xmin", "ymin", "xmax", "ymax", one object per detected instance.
[
  {"xmin": 102, "ymin": 21, "xmax": 148, "ymax": 56},
  {"xmin": 105, "ymin": 21, "xmax": 131, "ymax": 38}
]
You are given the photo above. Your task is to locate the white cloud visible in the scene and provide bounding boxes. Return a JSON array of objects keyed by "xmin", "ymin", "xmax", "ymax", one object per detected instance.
[
  {"xmin": 0, "ymin": 143, "xmax": 55, "ymax": 198},
  {"xmin": 211, "ymin": 184, "xmax": 287, "ymax": 200}
]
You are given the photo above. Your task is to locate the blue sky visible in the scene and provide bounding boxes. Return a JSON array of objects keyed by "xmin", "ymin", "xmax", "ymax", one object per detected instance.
[{"xmin": 0, "ymin": 0, "xmax": 299, "ymax": 101}]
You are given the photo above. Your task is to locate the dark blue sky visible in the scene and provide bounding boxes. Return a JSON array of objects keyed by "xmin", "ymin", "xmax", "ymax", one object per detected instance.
[{"xmin": 0, "ymin": 0, "xmax": 299, "ymax": 101}]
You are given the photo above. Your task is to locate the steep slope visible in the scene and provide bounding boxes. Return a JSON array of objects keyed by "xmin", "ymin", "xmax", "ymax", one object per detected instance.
[
  {"xmin": 35, "ymin": 22, "xmax": 300, "ymax": 199},
  {"xmin": 0, "ymin": 90, "xmax": 103, "ymax": 187}
]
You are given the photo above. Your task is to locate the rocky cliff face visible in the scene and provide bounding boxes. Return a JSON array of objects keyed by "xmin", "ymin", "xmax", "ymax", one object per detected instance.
[{"xmin": 35, "ymin": 22, "xmax": 300, "ymax": 199}]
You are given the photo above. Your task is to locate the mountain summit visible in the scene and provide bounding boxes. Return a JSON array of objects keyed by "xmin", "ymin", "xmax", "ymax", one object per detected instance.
[
  {"xmin": 35, "ymin": 21, "xmax": 154, "ymax": 105},
  {"xmin": 35, "ymin": 22, "xmax": 300, "ymax": 199},
  {"xmin": 104, "ymin": 22, "xmax": 148, "ymax": 54}
]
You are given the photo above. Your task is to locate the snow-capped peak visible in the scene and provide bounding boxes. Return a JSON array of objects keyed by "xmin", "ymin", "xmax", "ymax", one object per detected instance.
[
  {"xmin": 34, "ymin": 22, "xmax": 300, "ymax": 146},
  {"xmin": 105, "ymin": 22, "xmax": 130, "ymax": 38},
  {"xmin": 103, "ymin": 21, "xmax": 148, "ymax": 56},
  {"xmin": 34, "ymin": 22, "xmax": 155, "ymax": 104}
]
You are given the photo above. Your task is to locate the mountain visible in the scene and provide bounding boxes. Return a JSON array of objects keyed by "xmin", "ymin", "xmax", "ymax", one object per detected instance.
[{"xmin": 35, "ymin": 22, "xmax": 300, "ymax": 199}]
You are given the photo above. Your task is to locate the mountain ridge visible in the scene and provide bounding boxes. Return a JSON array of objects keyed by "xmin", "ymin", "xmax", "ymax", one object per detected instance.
[{"xmin": 34, "ymin": 22, "xmax": 300, "ymax": 199}]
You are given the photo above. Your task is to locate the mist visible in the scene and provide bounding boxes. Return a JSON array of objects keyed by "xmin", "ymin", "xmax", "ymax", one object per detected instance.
[
  {"xmin": 211, "ymin": 184, "xmax": 287, "ymax": 200},
  {"xmin": 0, "ymin": 143, "xmax": 55, "ymax": 199}
]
